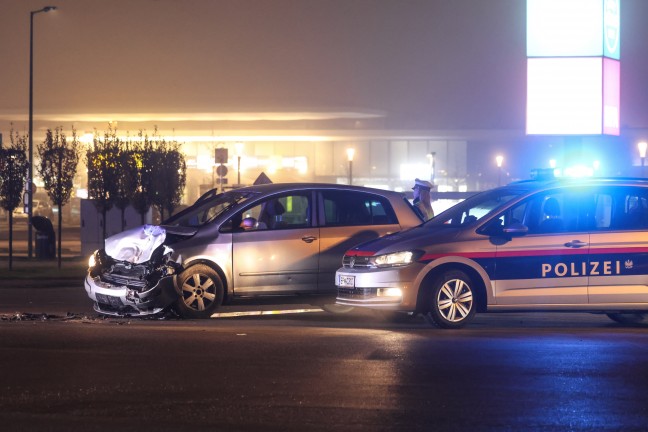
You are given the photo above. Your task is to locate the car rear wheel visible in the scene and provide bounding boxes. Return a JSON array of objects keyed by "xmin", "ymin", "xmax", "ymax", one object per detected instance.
[
  {"xmin": 423, "ymin": 270, "xmax": 475, "ymax": 329},
  {"xmin": 606, "ymin": 313, "xmax": 647, "ymax": 325},
  {"xmin": 173, "ymin": 264, "xmax": 224, "ymax": 319}
]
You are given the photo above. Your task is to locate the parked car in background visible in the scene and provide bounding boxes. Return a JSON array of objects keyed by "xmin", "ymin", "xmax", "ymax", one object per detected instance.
[
  {"xmin": 6, "ymin": 199, "xmax": 53, "ymax": 222},
  {"xmin": 10, "ymin": 207, "xmax": 29, "ymax": 222},
  {"xmin": 85, "ymin": 183, "xmax": 423, "ymax": 318},
  {"xmin": 51, "ymin": 197, "xmax": 81, "ymax": 225},
  {"xmin": 336, "ymin": 177, "xmax": 648, "ymax": 328},
  {"xmin": 33, "ymin": 200, "xmax": 53, "ymax": 219}
]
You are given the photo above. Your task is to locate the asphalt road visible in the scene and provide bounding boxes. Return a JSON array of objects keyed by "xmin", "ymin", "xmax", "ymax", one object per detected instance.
[{"xmin": 1, "ymin": 284, "xmax": 648, "ymax": 431}]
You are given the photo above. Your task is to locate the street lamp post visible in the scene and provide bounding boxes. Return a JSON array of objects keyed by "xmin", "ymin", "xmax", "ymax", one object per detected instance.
[
  {"xmin": 346, "ymin": 148, "xmax": 355, "ymax": 185},
  {"xmin": 28, "ymin": 5, "xmax": 56, "ymax": 258},
  {"xmin": 638, "ymin": 141, "xmax": 647, "ymax": 177},
  {"xmin": 495, "ymin": 155, "xmax": 504, "ymax": 187},
  {"xmin": 427, "ymin": 152, "xmax": 436, "ymax": 185},
  {"xmin": 235, "ymin": 142, "xmax": 244, "ymax": 186}
]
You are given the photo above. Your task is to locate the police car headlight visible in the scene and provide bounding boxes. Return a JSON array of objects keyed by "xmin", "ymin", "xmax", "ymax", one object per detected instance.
[{"xmin": 369, "ymin": 251, "xmax": 416, "ymax": 268}]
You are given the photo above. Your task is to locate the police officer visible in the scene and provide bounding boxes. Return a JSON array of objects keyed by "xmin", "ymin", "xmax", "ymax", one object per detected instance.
[{"xmin": 412, "ymin": 178, "xmax": 434, "ymax": 220}]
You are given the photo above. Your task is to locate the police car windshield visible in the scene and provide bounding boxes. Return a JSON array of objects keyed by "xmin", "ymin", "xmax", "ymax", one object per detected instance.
[
  {"xmin": 427, "ymin": 187, "xmax": 528, "ymax": 227},
  {"xmin": 163, "ymin": 191, "xmax": 257, "ymax": 227}
]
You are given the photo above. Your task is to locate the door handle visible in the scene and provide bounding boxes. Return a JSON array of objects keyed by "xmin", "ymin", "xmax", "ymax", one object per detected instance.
[
  {"xmin": 564, "ymin": 240, "xmax": 588, "ymax": 248},
  {"xmin": 301, "ymin": 236, "xmax": 317, "ymax": 243}
]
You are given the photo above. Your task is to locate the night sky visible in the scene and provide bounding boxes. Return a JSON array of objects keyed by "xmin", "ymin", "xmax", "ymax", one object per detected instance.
[{"xmin": 1, "ymin": 0, "xmax": 647, "ymax": 136}]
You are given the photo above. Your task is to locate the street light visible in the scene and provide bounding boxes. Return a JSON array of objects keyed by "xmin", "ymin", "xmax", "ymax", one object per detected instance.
[
  {"xmin": 495, "ymin": 155, "xmax": 504, "ymax": 186},
  {"xmin": 346, "ymin": 148, "xmax": 355, "ymax": 185},
  {"xmin": 638, "ymin": 141, "xmax": 647, "ymax": 177},
  {"xmin": 28, "ymin": 5, "xmax": 57, "ymax": 258}
]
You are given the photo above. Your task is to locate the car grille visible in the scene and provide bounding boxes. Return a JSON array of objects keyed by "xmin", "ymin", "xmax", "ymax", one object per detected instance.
[
  {"xmin": 338, "ymin": 287, "xmax": 375, "ymax": 299},
  {"xmin": 342, "ymin": 255, "xmax": 373, "ymax": 269},
  {"xmin": 102, "ymin": 263, "xmax": 148, "ymax": 290}
]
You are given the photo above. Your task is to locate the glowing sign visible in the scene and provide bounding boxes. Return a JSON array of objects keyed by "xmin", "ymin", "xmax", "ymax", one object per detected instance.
[
  {"xmin": 604, "ymin": 0, "xmax": 621, "ymax": 59},
  {"xmin": 527, "ymin": 0, "xmax": 620, "ymax": 59},
  {"xmin": 526, "ymin": 0, "xmax": 620, "ymax": 136},
  {"xmin": 527, "ymin": 57, "xmax": 620, "ymax": 135},
  {"xmin": 603, "ymin": 58, "xmax": 620, "ymax": 135}
]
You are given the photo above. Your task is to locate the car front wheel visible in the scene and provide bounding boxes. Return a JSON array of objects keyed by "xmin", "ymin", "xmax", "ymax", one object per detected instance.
[
  {"xmin": 423, "ymin": 270, "xmax": 475, "ymax": 329},
  {"xmin": 173, "ymin": 264, "xmax": 224, "ymax": 319}
]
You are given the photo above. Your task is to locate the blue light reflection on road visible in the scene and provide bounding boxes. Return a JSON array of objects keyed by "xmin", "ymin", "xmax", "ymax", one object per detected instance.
[{"xmin": 391, "ymin": 327, "xmax": 648, "ymax": 431}]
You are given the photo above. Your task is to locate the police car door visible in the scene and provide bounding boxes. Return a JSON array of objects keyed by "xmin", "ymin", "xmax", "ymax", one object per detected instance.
[
  {"xmin": 492, "ymin": 189, "xmax": 590, "ymax": 306},
  {"xmin": 587, "ymin": 186, "xmax": 648, "ymax": 304}
]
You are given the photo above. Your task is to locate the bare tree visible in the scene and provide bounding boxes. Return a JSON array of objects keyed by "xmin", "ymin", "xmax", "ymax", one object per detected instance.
[
  {"xmin": 37, "ymin": 127, "xmax": 81, "ymax": 268},
  {"xmin": 0, "ymin": 128, "xmax": 29, "ymax": 269},
  {"xmin": 86, "ymin": 126, "xmax": 120, "ymax": 241}
]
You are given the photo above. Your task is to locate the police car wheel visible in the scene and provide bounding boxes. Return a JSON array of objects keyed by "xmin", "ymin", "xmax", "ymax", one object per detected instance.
[
  {"xmin": 606, "ymin": 313, "xmax": 647, "ymax": 325},
  {"xmin": 173, "ymin": 264, "xmax": 224, "ymax": 319},
  {"xmin": 424, "ymin": 270, "xmax": 475, "ymax": 329}
]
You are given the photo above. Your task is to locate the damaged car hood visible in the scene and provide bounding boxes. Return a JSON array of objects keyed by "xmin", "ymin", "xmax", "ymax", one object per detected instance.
[{"xmin": 104, "ymin": 224, "xmax": 197, "ymax": 264}]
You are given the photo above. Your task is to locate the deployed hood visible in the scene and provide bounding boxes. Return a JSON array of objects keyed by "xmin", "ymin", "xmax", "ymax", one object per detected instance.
[{"xmin": 105, "ymin": 225, "xmax": 167, "ymax": 264}]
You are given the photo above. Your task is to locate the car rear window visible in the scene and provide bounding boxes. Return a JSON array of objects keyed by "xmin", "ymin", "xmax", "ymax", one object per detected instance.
[{"xmin": 320, "ymin": 190, "xmax": 397, "ymax": 226}]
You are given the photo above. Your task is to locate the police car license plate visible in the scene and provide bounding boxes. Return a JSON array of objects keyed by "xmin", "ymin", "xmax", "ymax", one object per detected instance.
[{"xmin": 338, "ymin": 275, "xmax": 355, "ymax": 287}]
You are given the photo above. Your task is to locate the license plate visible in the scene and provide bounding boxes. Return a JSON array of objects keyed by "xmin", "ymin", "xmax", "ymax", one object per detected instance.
[{"xmin": 338, "ymin": 275, "xmax": 355, "ymax": 287}]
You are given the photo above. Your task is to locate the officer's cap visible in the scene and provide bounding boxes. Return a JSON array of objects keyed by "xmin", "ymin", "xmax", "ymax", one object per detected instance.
[{"xmin": 412, "ymin": 178, "xmax": 433, "ymax": 190}]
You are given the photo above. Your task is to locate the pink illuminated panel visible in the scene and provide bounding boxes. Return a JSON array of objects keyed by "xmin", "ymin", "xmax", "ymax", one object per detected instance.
[{"xmin": 603, "ymin": 58, "xmax": 620, "ymax": 135}]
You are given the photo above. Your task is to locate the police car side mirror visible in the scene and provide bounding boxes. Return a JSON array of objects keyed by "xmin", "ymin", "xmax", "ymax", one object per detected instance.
[{"xmin": 502, "ymin": 222, "xmax": 528, "ymax": 237}]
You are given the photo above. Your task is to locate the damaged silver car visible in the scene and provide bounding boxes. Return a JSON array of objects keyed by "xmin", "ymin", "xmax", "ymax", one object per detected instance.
[{"xmin": 85, "ymin": 183, "xmax": 422, "ymax": 318}]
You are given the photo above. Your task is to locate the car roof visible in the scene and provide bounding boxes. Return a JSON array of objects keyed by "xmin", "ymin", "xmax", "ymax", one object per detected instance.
[
  {"xmin": 203, "ymin": 183, "xmax": 407, "ymax": 199},
  {"xmin": 507, "ymin": 177, "xmax": 648, "ymax": 191}
]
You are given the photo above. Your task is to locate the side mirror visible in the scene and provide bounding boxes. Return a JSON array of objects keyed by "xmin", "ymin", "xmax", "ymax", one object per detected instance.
[{"xmin": 502, "ymin": 222, "xmax": 528, "ymax": 237}]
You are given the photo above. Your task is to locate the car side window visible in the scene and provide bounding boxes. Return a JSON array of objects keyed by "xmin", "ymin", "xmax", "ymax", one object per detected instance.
[
  {"xmin": 605, "ymin": 187, "xmax": 648, "ymax": 231},
  {"xmin": 320, "ymin": 191, "xmax": 397, "ymax": 226},
  {"xmin": 230, "ymin": 193, "xmax": 311, "ymax": 232}
]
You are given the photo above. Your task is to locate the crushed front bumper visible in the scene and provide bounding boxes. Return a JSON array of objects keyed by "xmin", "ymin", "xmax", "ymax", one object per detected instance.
[{"xmin": 84, "ymin": 273, "xmax": 178, "ymax": 317}]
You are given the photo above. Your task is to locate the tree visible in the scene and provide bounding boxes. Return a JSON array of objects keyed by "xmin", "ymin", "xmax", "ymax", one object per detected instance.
[
  {"xmin": 37, "ymin": 127, "xmax": 81, "ymax": 268},
  {"xmin": 86, "ymin": 125, "xmax": 120, "ymax": 241},
  {"xmin": 149, "ymin": 137, "xmax": 187, "ymax": 222},
  {"xmin": 131, "ymin": 129, "xmax": 186, "ymax": 224},
  {"xmin": 113, "ymin": 137, "xmax": 139, "ymax": 231},
  {"xmin": 131, "ymin": 131, "xmax": 155, "ymax": 225},
  {"xmin": 0, "ymin": 128, "xmax": 29, "ymax": 269}
]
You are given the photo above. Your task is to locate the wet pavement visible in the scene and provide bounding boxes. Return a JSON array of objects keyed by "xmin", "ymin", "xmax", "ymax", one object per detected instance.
[{"xmin": 1, "ymin": 307, "xmax": 648, "ymax": 432}]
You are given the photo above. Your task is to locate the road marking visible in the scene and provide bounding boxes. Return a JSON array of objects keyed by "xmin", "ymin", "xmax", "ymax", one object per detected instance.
[{"xmin": 211, "ymin": 308, "xmax": 323, "ymax": 318}]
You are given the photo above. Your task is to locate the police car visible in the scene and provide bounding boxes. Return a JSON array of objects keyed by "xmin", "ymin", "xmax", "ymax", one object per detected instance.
[{"xmin": 335, "ymin": 177, "xmax": 648, "ymax": 328}]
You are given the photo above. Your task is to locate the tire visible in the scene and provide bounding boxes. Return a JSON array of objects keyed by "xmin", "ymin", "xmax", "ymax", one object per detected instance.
[
  {"xmin": 173, "ymin": 264, "xmax": 224, "ymax": 319},
  {"xmin": 606, "ymin": 313, "xmax": 647, "ymax": 325},
  {"xmin": 423, "ymin": 270, "xmax": 476, "ymax": 329},
  {"xmin": 320, "ymin": 304, "xmax": 355, "ymax": 314}
]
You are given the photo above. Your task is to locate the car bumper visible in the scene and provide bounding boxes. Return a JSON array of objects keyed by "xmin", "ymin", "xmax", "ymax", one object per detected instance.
[
  {"xmin": 84, "ymin": 273, "xmax": 178, "ymax": 317},
  {"xmin": 335, "ymin": 266, "xmax": 420, "ymax": 311}
]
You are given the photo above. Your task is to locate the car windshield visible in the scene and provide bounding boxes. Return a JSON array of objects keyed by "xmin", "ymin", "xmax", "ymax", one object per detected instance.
[
  {"xmin": 163, "ymin": 190, "xmax": 257, "ymax": 227},
  {"xmin": 426, "ymin": 187, "xmax": 529, "ymax": 227}
]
